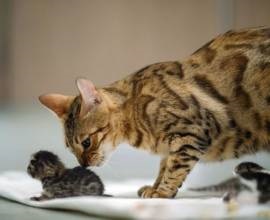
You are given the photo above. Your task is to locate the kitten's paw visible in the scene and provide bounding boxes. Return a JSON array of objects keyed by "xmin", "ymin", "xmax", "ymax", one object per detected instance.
[
  {"xmin": 223, "ymin": 192, "xmax": 238, "ymax": 203},
  {"xmin": 30, "ymin": 195, "xmax": 50, "ymax": 201},
  {"xmin": 30, "ymin": 196, "xmax": 42, "ymax": 201},
  {"xmin": 138, "ymin": 185, "xmax": 174, "ymax": 198}
]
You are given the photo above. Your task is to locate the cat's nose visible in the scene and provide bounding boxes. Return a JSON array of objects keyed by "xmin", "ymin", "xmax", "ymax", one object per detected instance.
[
  {"xmin": 82, "ymin": 163, "xmax": 88, "ymax": 168},
  {"xmin": 79, "ymin": 158, "xmax": 89, "ymax": 167},
  {"xmin": 81, "ymin": 161, "xmax": 89, "ymax": 167}
]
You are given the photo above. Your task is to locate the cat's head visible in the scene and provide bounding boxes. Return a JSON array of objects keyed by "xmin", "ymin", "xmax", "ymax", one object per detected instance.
[
  {"xmin": 27, "ymin": 150, "xmax": 65, "ymax": 180},
  {"xmin": 39, "ymin": 79, "xmax": 117, "ymax": 167}
]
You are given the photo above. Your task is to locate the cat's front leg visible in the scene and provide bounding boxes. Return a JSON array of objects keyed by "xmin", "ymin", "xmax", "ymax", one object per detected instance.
[
  {"xmin": 138, "ymin": 157, "xmax": 167, "ymax": 197},
  {"xmin": 139, "ymin": 139, "xmax": 205, "ymax": 198}
]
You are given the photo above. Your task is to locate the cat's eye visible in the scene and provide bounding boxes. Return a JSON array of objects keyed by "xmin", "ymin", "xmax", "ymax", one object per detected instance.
[{"xmin": 81, "ymin": 137, "xmax": 91, "ymax": 149}]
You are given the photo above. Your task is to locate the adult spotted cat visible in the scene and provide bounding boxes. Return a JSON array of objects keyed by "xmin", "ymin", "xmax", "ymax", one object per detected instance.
[{"xmin": 39, "ymin": 27, "xmax": 270, "ymax": 198}]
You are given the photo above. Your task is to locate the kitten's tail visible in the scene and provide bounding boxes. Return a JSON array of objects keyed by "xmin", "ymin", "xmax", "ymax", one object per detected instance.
[{"xmin": 188, "ymin": 177, "xmax": 241, "ymax": 194}]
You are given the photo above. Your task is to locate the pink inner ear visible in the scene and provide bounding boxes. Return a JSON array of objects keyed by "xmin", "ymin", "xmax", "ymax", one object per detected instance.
[
  {"xmin": 39, "ymin": 94, "xmax": 70, "ymax": 118},
  {"xmin": 76, "ymin": 78, "xmax": 100, "ymax": 117}
]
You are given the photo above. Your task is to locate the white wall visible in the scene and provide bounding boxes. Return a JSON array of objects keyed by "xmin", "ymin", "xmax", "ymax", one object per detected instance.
[{"xmin": 9, "ymin": 0, "xmax": 218, "ymax": 102}]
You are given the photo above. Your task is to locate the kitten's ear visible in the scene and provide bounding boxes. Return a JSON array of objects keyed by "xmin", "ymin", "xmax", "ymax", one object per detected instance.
[
  {"xmin": 76, "ymin": 78, "xmax": 101, "ymax": 117},
  {"xmin": 39, "ymin": 94, "xmax": 71, "ymax": 118}
]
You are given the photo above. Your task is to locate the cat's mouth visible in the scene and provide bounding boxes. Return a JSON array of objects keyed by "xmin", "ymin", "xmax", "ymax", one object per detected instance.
[{"xmin": 81, "ymin": 153, "xmax": 105, "ymax": 167}]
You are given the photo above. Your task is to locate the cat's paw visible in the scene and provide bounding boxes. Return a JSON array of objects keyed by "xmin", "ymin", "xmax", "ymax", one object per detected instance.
[
  {"xmin": 138, "ymin": 185, "xmax": 153, "ymax": 197},
  {"xmin": 138, "ymin": 185, "xmax": 172, "ymax": 198}
]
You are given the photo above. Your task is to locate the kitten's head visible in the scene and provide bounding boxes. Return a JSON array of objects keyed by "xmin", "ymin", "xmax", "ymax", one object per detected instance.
[
  {"xmin": 234, "ymin": 162, "xmax": 264, "ymax": 175},
  {"xmin": 39, "ymin": 79, "xmax": 116, "ymax": 167},
  {"xmin": 27, "ymin": 150, "xmax": 65, "ymax": 180}
]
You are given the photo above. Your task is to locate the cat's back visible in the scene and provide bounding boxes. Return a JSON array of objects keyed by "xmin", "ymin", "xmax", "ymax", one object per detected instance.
[
  {"xmin": 106, "ymin": 27, "xmax": 270, "ymax": 154},
  {"xmin": 127, "ymin": 27, "xmax": 270, "ymax": 110},
  {"xmin": 188, "ymin": 28, "xmax": 270, "ymax": 128},
  {"xmin": 188, "ymin": 27, "xmax": 270, "ymax": 94},
  {"xmin": 186, "ymin": 27, "xmax": 270, "ymax": 157}
]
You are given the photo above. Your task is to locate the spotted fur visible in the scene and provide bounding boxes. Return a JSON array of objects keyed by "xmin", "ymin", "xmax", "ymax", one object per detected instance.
[{"xmin": 40, "ymin": 27, "xmax": 270, "ymax": 198}]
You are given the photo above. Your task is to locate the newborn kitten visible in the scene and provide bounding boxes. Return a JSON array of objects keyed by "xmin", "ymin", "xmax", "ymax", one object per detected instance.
[
  {"xmin": 27, "ymin": 150, "xmax": 106, "ymax": 201},
  {"xmin": 189, "ymin": 162, "xmax": 270, "ymax": 204}
]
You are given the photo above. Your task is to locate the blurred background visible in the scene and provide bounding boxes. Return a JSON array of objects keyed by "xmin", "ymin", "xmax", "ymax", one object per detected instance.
[{"xmin": 1, "ymin": 0, "xmax": 270, "ymax": 187}]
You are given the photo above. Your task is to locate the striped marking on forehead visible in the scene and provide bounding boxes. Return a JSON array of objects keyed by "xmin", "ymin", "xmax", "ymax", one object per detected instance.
[{"xmin": 64, "ymin": 96, "xmax": 82, "ymax": 146}]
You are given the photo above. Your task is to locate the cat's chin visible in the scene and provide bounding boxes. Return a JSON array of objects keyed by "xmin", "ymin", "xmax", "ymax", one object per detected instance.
[
  {"xmin": 84, "ymin": 158, "xmax": 105, "ymax": 167},
  {"xmin": 95, "ymin": 161, "xmax": 105, "ymax": 167}
]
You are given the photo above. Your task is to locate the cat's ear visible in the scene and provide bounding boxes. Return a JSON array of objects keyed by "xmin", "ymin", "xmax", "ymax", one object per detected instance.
[
  {"xmin": 39, "ymin": 94, "xmax": 71, "ymax": 118},
  {"xmin": 76, "ymin": 78, "xmax": 101, "ymax": 118}
]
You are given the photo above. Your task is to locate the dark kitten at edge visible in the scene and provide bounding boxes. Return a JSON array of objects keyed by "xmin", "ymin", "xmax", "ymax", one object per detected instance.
[
  {"xmin": 189, "ymin": 162, "xmax": 270, "ymax": 204},
  {"xmin": 27, "ymin": 150, "xmax": 109, "ymax": 201}
]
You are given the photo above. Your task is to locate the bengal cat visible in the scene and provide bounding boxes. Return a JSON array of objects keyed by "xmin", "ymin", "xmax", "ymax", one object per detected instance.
[{"xmin": 39, "ymin": 27, "xmax": 270, "ymax": 198}]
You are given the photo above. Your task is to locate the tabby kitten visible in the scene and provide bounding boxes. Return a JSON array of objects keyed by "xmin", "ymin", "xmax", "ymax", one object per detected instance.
[
  {"xmin": 39, "ymin": 27, "xmax": 270, "ymax": 198},
  {"xmin": 27, "ymin": 150, "xmax": 105, "ymax": 200}
]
